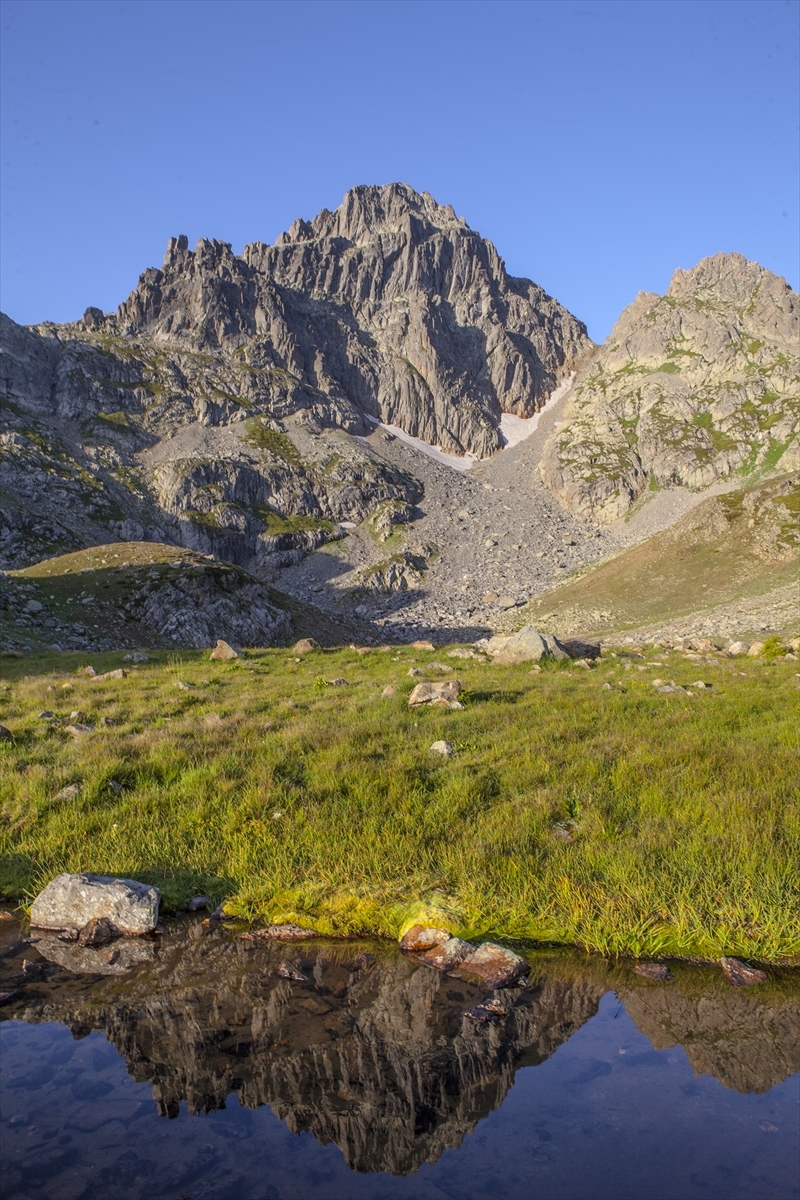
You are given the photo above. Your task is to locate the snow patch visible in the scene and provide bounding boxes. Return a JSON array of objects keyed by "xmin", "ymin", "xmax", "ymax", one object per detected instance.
[
  {"xmin": 498, "ymin": 375, "xmax": 574, "ymax": 448},
  {"xmin": 364, "ymin": 416, "xmax": 478, "ymax": 472}
]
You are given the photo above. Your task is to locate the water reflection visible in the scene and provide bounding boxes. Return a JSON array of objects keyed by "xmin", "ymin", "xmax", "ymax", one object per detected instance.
[{"xmin": 1, "ymin": 914, "xmax": 798, "ymax": 1180}]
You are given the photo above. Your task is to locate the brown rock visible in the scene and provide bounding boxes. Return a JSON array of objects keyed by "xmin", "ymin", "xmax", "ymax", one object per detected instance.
[
  {"xmin": 720, "ymin": 957, "xmax": 767, "ymax": 986},
  {"xmin": 419, "ymin": 937, "xmax": 474, "ymax": 971},
  {"xmin": 399, "ymin": 925, "xmax": 452, "ymax": 953},
  {"xmin": 381, "ymin": 685, "xmax": 396, "ymax": 698},
  {"xmin": 210, "ymin": 639, "xmax": 239, "ymax": 661},
  {"xmin": 633, "ymin": 963, "xmax": 674, "ymax": 981},
  {"xmin": 457, "ymin": 942, "xmax": 530, "ymax": 990},
  {"xmin": 77, "ymin": 916, "xmax": 115, "ymax": 947},
  {"xmin": 412, "ymin": 640, "xmax": 435, "ymax": 650},
  {"xmin": 293, "ymin": 638, "xmax": 321, "ymax": 653},
  {"xmin": 93, "ymin": 668, "xmax": 126, "ymax": 681},
  {"xmin": 239, "ymin": 923, "xmax": 321, "ymax": 942}
]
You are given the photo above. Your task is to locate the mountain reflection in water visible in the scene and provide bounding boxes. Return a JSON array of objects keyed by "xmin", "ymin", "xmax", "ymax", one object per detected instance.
[{"xmin": 1, "ymin": 914, "xmax": 798, "ymax": 1179}]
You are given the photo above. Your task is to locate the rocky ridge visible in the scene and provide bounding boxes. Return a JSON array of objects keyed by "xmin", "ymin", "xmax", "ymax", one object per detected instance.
[{"xmin": 541, "ymin": 253, "xmax": 800, "ymax": 522}]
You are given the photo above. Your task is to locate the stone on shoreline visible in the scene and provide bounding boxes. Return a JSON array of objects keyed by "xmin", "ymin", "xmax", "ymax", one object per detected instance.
[
  {"xmin": 720, "ymin": 957, "xmax": 767, "ymax": 986},
  {"xmin": 30, "ymin": 873, "xmax": 160, "ymax": 937},
  {"xmin": 400, "ymin": 924, "xmax": 530, "ymax": 990}
]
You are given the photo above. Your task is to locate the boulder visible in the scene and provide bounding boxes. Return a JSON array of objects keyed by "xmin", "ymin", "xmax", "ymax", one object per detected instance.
[
  {"xmin": 412, "ymin": 640, "xmax": 436, "ymax": 650},
  {"xmin": 408, "ymin": 680, "xmax": 461, "ymax": 707},
  {"xmin": 381, "ymin": 685, "xmax": 396, "ymax": 698},
  {"xmin": 210, "ymin": 639, "xmax": 239, "ymax": 661},
  {"xmin": 560, "ymin": 638, "xmax": 601, "ymax": 661},
  {"xmin": 293, "ymin": 638, "xmax": 321, "ymax": 653},
  {"xmin": 727, "ymin": 641, "xmax": 750, "ymax": 656},
  {"xmin": 30, "ymin": 873, "xmax": 160, "ymax": 936},
  {"xmin": 93, "ymin": 668, "xmax": 126, "ymax": 681},
  {"xmin": 399, "ymin": 925, "xmax": 451, "ymax": 953},
  {"xmin": 457, "ymin": 942, "xmax": 531, "ymax": 990},
  {"xmin": 429, "ymin": 740, "xmax": 454, "ymax": 757},
  {"xmin": 747, "ymin": 642, "xmax": 765, "ymax": 657},
  {"xmin": 487, "ymin": 627, "xmax": 569, "ymax": 665}
]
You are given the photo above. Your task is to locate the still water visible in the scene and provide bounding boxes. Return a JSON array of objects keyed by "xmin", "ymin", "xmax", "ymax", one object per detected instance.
[{"xmin": 1, "ymin": 914, "xmax": 798, "ymax": 1200}]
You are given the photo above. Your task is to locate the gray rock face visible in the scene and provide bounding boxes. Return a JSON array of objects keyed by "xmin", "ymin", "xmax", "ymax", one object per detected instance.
[
  {"xmin": 30, "ymin": 873, "xmax": 160, "ymax": 936},
  {"xmin": 119, "ymin": 184, "xmax": 590, "ymax": 457},
  {"xmin": 486, "ymin": 626, "xmax": 569, "ymax": 664},
  {"xmin": 541, "ymin": 253, "xmax": 800, "ymax": 522}
]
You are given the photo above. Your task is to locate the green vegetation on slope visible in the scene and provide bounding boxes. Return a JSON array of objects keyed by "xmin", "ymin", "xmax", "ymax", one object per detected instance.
[
  {"xmin": 1, "ymin": 645, "xmax": 797, "ymax": 961},
  {"xmin": 521, "ymin": 473, "xmax": 799, "ymax": 637}
]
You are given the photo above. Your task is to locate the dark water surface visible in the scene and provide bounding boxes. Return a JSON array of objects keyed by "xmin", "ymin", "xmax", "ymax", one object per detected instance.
[{"xmin": 1, "ymin": 915, "xmax": 798, "ymax": 1200}]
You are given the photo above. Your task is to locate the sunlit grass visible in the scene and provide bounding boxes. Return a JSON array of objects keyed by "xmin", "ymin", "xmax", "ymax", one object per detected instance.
[{"xmin": 1, "ymin": 645, "xmax": 798, "ymax": 960}]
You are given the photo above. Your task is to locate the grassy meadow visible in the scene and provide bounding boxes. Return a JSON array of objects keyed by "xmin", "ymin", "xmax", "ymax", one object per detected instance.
[{"xmin": 1, "ymin": 643, "xmax": 798, "ymax": 962}]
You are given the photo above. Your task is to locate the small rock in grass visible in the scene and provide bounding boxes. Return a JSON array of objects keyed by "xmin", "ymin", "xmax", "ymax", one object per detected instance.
[
  {"xmin": 399, "ymin": 925, "xmax": 452, "ymax": 953},
  {"xmin": 77, "ymin": 916, "xmax": 115, "ymax": 947},
  {"xmin": 293, "ymin": 638, "xmax": 320, "ymax": 653},
  {"xmin": 657, "ymin": 685, "xmax": 685, "ymax": 694},
  {"xmin": 408, "ymin": 667, "xmax": 426, "ymax": 677},
  {"xmin": 429, "ymin": 740, "xmax": 454, "ymax": 757},
  {"xmin": 381, "ymin": 685, "xmax": 396, "ymax": 698},
  {"xmin": 175, "ymin": 680, "xmax": 194, "ymax": 691},
  {"xmin": 132, "ymin": 652, "xmax": 149, "ymax": 663},
  {"xmin": 100, "ymin": 716, "xmax": 117, "ymax": 727},
  {"xmin": 107, "ymin": 780, "xmax": 123, "ymax": 794},
  {"xmin": 551, "ymin": 827, "xmax": 573, "ymax": 843},
  {"xmin": 55, "ymin": 784, "xmax": 81, "ymax": 801},
  {"xmin": 427, "ymin": 662, "xmax": 453, "ymax": 672},
  {"xmin": 60, "ymin": 683, "xmax": 74, "ymax": 691},
  {"xmin": 412, "ymin": 639, "xmax": 436, "ymax": 651},
  {"xmin": 78, "ymin": 666, "xmax": 97, "ymax": 677},
  {"xmin": 187, "ymin": 895, "xmax": 212, "ymax": 912},
  {"xmin": 0, "ymin": 725, "xmax": 12, "ymax": 740},
  {"xmin": 210, "ymin": 639, "xmax": 239, "ymax": 661},
  {"xmin": 465, "ymin": 997, "xmax": 507, "ymax": 1022},
  {"xmin": 408, "ymin": 680, "xmax": 461, "ymax": 708},
  {"xmin": 720, "ymin": 957, "xmax": 767, "ymax": 986},
  {"xmin": 278, "ymin": 961, "xmax": 308, "ymax": 982},
  {"xmin": 93, "ymin": 669, "xmax": 125, "ymax": 682},
  {"xmin": 448, "ymin": 647, "xmax": 481, "ymax": 659},
  {"xmin": 38, "ymin": 711, "xmax": 54, "ymax": 719},
  {"xmin": 727, "ymin": 641, "xmax": 750, "ymax": 656},
  {"xmin": 693, "ymin": 681, "xmax": 711, "ymax": 689},
  {"xmin": 327, "ymin": 678, "xmax": 348, "ymax": 687},
  {"xmin": 633, "ymin": 963, "xmax": 674, "ymax": 981},
  {"xmin": 65, "ymin": 723, "xmax": 94, "ymax": 735},
  {"xmin": 747, "ymin": 642, "xmax": 765, "ymax": 657}
]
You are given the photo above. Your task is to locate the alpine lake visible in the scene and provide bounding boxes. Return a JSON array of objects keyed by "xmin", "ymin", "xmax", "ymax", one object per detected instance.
[{"xmin": 1, "ymin": 908, "xmax": 798, "ymax": 1200}]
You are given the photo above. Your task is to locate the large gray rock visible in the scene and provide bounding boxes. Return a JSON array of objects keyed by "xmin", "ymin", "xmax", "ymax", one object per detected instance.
[
  {"xmin": 30, "ymin": 873, "xmax": 160, "ymax": 936},
  {"xmin": 486, "ymin": 627, "xmax": 569, "ymax": 664}
]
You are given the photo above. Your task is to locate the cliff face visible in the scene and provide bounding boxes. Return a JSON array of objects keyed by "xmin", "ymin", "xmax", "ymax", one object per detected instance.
[
  {"xmin": 118, "ymin": 183, "xmax": 591, "ymax": 457},
  {"xmin": 540, "ymin": 254, "xmax": 800, "ymax": 522}
]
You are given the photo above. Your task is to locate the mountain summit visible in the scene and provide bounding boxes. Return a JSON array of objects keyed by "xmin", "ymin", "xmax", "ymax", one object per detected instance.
[{"xmin": 116, "ymin": 182, "xmax": 591, "ymax": 457}]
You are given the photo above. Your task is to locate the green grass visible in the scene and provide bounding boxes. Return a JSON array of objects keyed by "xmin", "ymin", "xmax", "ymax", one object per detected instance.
[
  {"xmin": 0, "ymin": 645, "xmax": 798, "ymax": 962},
  {"xmin": 243, "ymin": 419, "xmax": 303, "ymax": 466}
]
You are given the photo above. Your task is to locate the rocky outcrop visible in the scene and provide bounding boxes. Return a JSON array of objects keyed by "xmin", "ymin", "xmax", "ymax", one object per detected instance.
[{"xmin": 541, "ymin": 254, "xmax": 800, "ymax": 522}]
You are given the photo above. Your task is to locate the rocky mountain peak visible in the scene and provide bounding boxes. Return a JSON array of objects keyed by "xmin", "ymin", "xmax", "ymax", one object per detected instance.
[
  {"xmin": 540, "ymin": 252, "xmax": 799, "ymax": 522},
  {"xmin": 274, "ymin": 182, "xmax": 466, "ymax": 248}
]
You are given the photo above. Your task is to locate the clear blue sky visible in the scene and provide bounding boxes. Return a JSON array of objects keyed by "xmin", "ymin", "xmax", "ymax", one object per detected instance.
[{"xmin": 1, "ymin": 0, "xmax": 797, "ymax": 341}]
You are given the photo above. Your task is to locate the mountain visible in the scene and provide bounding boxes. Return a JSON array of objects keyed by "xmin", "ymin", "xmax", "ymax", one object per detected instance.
[
  {"xmin": 540, "ymin": 253, "xmax": 800, "ymax": 523},
  {"xmin": 0, "ymin": 183, "xmax": 589, "ymax": 582}
]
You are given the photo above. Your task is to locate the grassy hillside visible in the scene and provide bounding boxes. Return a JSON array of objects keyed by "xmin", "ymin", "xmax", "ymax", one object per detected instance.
[
  {"xmin": 1, "ymin": 642, "xmax": 797, "ymax": 962},
  {"xmin": 518, "ymin": 473, "xmax": 799, "ymax": 637}
]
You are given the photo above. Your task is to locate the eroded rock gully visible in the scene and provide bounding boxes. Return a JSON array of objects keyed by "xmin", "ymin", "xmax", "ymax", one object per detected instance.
[{"xmin": 1, "ymin": 917, "xmax": 797, "ymax": 1176}]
